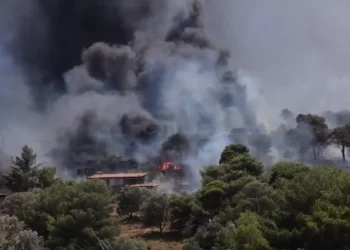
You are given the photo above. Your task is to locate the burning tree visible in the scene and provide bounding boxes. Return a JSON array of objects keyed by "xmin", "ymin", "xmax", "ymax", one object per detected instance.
[{"xmin": 157, "ymin": 133, "xmax": 190, "ymax": 179}]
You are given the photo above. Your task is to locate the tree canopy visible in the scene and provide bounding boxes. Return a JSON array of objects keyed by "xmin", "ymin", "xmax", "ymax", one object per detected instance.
[
  {"xmin": 1, "ymin": 140, "xmax": 350, "ymax": 249},
  {"xmin": 3, "ymin": 145, "xmax": 56, "ymax": 192}
]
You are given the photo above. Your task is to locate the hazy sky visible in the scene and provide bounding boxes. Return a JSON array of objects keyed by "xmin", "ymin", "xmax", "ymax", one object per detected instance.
[{"xmin": 204, "ymin": 0, "xmax": 350, "ymax": 116}]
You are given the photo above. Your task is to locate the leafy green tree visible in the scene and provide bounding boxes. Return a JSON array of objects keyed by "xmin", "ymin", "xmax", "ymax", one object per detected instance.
[
  {"xmin": 140, "ymin": 192, "xmax": 170, "ymax": 234},
  {"xmin": 184, "ymin": 144, "xmax": 350, "ymax": 250},
  {"xmin": 35, "ymin": 167, "xmax": 57, "ymax": 189},
  {"xmin": 228, "ymin": 154, "xmax": 264, "ymax": 177},
  {"xmin": 269, "ymin": 161, "xmax": 309, "ymax": 188},
  {"xmin": 330, "ymin": 124, "xmax": 350, "ymax": 161},
  {"xmin": 231, "ymin": 180, "xmax": 284, "ymax": 220},
  {"xmin": 199, "ymin": 145, "xmax": 266, "ymax": 219},
  {"xmin": 23, "ymin": 180, "xmax": 118, "ymax": 249},
  {"xmin": 2, "ymin": 145, "xmax": 56, "ymax": 192},
  {"xmin": 300, "ymin": 199, "xmax": 350, "ymax": 250},
  {"xmin": 285, "ymin": 166, "xmax": 343, "ymax": 215},
  {"xmin": 200, "ymin": 165, "xmax": 224, "ymax": 186},
  {"xmin": 0, "ymin": 192, "xmax": 36, "ymax": 221},
  {"xmin": 0, "ymin": 215, "xmax": 43, "ymax": 250},
  {"xmin": 199, "ymin": 180, "xmax": 227, "ymax": 214},
  {"xmin": 201, "ymin": 155, "xmax": 262, "ymax": 187},
  {"xmin": 184, "ymin": 212, "xmax": 272, "ymax": 250},
  {"xmin": 225, "ymin": 176, "xmax": 257, "ymax": 201},
  {"xmin": 169, "ymin": 193, "xmax": 207, "ymax": 236},
  {"xmin": 116, "ymin": 186, "xmax": 152, "ymax": 220},
  {"xmin": 233, "ymin": 212, "xmax": 272, "ymax": 250},
  {"xmin": 184, "ymin": 212, "xmax": 271, "ymax": 250},
  {"xmin": 219, "ymin": 144, "xmax": 249, "ymax": 164},
  {"xmin": 269, "ymin": 166, "xmax": 350, "ymax": 249},
  {"xmin": 183, "ymin": 219, "xmax": 223, "ymax": 250},
  {"xmin": 212, "ymin": 223, "xmax": 237, "ymax": 250},
  {"xmin": 213, "ymin": 213, "xmax": 272, "ymax": 250},
  {"xmin": 295, "ymin": 168, "xmax": 350, "ymax": 249},
  {"xmin": 3, "ymin": 145, "xmax": 40, "ymax": 192},
  {"xmin": 200, "ymin": 164, "xmax": 247, "ymax": 187}
]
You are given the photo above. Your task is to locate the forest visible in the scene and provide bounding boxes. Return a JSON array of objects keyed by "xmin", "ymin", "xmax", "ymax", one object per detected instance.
[{"xmin": 1, "ymin": 111, "xmax": 350, "ymax": 250}]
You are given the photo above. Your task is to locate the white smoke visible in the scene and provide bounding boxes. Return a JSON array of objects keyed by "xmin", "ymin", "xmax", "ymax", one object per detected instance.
[
  {"xmin": 0, "ymin": 45, "xmax": 42, "ymax": 158},
  {"xmin": 203, "ymin": 0, "xmax": 350, "ymax": 115}
]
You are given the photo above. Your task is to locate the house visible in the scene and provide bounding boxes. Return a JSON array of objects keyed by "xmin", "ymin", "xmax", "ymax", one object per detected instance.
[{"xmin": 86, "ymin": 172, "xmax": 148, "ymax": 187}]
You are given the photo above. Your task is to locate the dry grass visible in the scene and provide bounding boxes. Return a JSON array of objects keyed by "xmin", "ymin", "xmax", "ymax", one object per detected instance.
[{"xmin": 120, "ymin": 223, "xmax": 183, "ymax": 250}]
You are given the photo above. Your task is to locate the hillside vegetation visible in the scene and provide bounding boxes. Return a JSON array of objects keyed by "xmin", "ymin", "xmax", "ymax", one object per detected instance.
[
  {"xmin": 0, "ymin": 114, "xmax": 350, "ymax": 250},
  {"xmin": 1, "ymin": 134, "xmax": 350, "ymax": 250}
]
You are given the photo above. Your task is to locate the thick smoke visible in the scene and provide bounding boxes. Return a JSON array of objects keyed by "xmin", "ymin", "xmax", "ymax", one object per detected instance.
[
  {"xmin": 203, "ymin": 0, "xmax": 350, "ymax": 162},
  {"xmin": 0, "ymin": 0, "xmax": 252, "ymax": 186},
  {"xmin": 1, "ymin": 0, "xmax": 350, "ymax": 187},
  {"xmin": 204, "ymin": 0, "xmax": 350, "ymax": 116}
]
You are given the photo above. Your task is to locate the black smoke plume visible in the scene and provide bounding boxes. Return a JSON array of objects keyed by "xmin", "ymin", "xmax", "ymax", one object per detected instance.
[
  {"xmin": 8, "ymin": 0, "xmax": 348, "ymax": 187},
  {"xmin": 0, "ymin": 0, "xmax": 258, "ymax": 185}
]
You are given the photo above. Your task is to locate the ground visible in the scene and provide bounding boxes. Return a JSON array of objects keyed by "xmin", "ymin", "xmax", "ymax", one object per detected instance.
[{"xmin": 120, "ymin": 222, "xmax": 183, "ymax": 250}]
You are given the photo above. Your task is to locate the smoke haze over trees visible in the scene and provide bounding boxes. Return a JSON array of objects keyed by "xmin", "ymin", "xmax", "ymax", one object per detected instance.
[
  {"xmin": 1, "ymin": 0, "xmax": 350, "ymax": 187},
  {"xmin": 2, "ymin": 2, "xmax": 350, "ymax": 249}
]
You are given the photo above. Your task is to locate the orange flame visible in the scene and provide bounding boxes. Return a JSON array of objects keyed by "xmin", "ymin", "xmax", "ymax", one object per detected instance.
[{"xmin": 159, "ymin": 161, "xmax": 182, "ymax": 171}]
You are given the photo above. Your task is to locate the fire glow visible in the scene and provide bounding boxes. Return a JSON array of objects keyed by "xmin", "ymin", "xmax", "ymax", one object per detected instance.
[{"xmin": 158, "ymin": 161, "xmax": 182, "ymax": 171}]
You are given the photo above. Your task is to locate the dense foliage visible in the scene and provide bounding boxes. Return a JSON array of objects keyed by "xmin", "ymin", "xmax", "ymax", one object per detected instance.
[
  {"xmin": 0, "ymin": 215, "xmax": 43, "ymax": 250},
  {"xmin": 178, "ymin": 147, "xmax": 350, "ymax": 250},
  {"xmin": 3, "ymin": 146, "xmax": 56, "ymax": 192},
  {"xmin": 2, "ymin": 111, "xmax": 350, "ymax": 250}
]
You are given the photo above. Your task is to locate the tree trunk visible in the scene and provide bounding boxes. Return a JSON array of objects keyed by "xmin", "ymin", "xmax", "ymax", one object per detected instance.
[
  {"xmin": 341, "ymin": 146, "xmax": 346, "ymax": 162},
  {"xmin": 128, "ymin": 212, "xmax": 133, "ymax": 222}
]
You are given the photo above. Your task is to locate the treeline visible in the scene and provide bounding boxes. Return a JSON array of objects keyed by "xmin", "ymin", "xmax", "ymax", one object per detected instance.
[
  {"xmin": 236, "ymin": 110, "xmax": 350, "ymax": 162},
  {"xmin": 0, "ymin": 145, "xmax": 147, "ymax": 250},
  {"xmin": 46, "ymin": 109, "xmax": 350, "ymax": 178},
  {"xmin": 1, "ymin": 144, "xmax": 350, "ymax": 249}
]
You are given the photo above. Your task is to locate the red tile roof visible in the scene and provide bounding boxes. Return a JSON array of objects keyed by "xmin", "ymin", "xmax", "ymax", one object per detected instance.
[
  {"xmin": 87, "ymin": 173, "xmax": 147, "ymax": 179},
  {"xmin": 130, "ymin": 183, "xmax": 159, "ymax": 188}
]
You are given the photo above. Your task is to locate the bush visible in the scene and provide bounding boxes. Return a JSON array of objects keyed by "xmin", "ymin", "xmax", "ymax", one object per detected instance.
[
  {"xmin": 117, "ymin": 187, "xmax": 152, "ymax": 220},
  {"xmin": 0, "ymin": 215, "xmax": 43, "ymax": 250},
  {"xmin": 22, "ymin": 180, "xmax": 118, "ymax": 249},
  {"xmin": 140, "ymin": 192, "xmax": 170, "ymax": 233},
  {"xmin": 0, "ymin": 192, "xmax": 36, "ymax": 221}
]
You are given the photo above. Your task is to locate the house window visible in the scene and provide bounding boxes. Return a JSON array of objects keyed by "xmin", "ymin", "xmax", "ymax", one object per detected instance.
[{"xmin": 105, "ymin": 179, "xmax": 110, "ymax": 186}]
